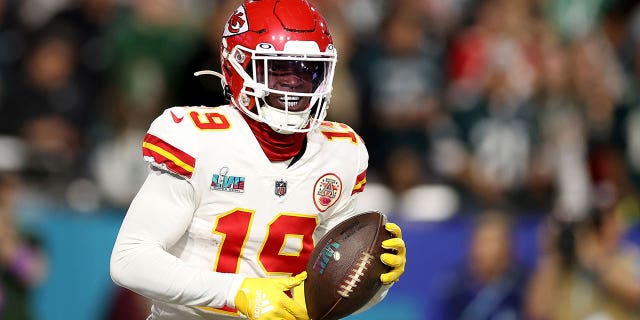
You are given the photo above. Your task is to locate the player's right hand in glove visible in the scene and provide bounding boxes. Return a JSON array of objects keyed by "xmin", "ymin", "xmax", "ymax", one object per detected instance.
[{"xmin": 234, "ymin": 272, "xmax": 309, "ymax": 320}]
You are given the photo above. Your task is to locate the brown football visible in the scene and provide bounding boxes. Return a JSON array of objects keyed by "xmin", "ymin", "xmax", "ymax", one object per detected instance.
[{"xmin": 304, "ymin": 211, "xmax": 393, "ymax": 320}]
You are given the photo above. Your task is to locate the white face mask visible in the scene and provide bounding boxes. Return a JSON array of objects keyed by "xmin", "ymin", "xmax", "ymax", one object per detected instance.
[{"xmin": 228, "ymin": 41, "xmax": 337, "ymax": 134}]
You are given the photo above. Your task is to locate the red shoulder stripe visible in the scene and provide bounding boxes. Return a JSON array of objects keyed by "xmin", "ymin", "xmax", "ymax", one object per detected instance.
[
  {"xmin": 142, "ymin": 134, "xmax": 196, "ymax": 178},
  {"xmin": 352, "ymin": 169, "xmax": 367, "ymax": 195}
]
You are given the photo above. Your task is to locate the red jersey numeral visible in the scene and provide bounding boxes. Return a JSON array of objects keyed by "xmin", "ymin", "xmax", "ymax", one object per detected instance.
[
  {"xmin": 190, "ymin": 111, "xmax": 231, "ymax": 130},
  {"xmin": 320, "ymin": 122, "xmax": 358, "ymax": 143},
  {"xmin": 206, "ymin": 209, "xmax": 317, "ymax": 315}
]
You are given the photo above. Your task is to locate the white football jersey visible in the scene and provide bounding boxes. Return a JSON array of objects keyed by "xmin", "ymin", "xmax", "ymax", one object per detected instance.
[{"xmin": 141, "ymin": 105, "xmax": 369, "ymax": 318}]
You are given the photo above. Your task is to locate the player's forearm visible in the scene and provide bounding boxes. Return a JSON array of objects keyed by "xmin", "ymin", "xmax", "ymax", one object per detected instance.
[{"xmin": 110, "ymin": 237, "xmax": 244, "ymax": 308}]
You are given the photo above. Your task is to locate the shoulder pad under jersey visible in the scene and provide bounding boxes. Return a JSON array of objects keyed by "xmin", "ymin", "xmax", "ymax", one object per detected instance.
[
  {"xmin": 141, "ymin": 106, "xmax": 205, "ymax": 179},
  {"xmin": 317, "ymin": 121, "xmax": 369, "ymax": 195}
]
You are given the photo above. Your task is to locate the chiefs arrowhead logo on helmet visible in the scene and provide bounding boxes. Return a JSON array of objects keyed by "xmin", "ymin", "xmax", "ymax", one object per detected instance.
[{"xmin": 223, "ymin": 5, "xmax": 248, "ymax": 37}]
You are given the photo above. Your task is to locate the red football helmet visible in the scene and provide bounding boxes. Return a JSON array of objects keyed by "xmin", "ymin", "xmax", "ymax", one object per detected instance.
[{"xmin": 215, "ymin": 0, "xmax": 337, "ymax": 134}]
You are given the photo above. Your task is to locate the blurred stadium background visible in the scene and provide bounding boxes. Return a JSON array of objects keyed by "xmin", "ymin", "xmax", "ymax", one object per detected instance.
[{"xmin": 3, "ymin": 0, "xmax": 640, "ymax": 319}]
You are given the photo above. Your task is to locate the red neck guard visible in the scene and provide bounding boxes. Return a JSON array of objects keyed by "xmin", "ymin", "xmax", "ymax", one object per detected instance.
[{"xmin": 242, "ymin": 113, "xmax": 306, "ymax": 161}]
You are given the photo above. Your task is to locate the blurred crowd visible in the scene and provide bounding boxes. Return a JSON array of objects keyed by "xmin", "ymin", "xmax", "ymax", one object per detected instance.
[
  {"xmin": 3, "ymin": 0, "xmax": 640, "ymax": 319},
  {"xmin": 1, "ymin": 0, "xmax": 640, "ymax": 220}
]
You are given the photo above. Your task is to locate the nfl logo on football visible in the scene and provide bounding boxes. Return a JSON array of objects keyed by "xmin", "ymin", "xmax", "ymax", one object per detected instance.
[{"xmin": 275, "ymin": 179, "xmax": 287, "ymax": 197}]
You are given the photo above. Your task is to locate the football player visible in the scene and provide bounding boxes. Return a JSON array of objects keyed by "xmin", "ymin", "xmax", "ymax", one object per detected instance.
[{"xmin": 109, "ymin": 0, "xmax": 406, "ymax": 319}]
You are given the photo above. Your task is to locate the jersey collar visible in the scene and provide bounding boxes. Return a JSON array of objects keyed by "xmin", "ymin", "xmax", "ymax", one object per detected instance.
[{"xmin": 241, "ymin": 113, "xmax": 307, "ymax": 162}]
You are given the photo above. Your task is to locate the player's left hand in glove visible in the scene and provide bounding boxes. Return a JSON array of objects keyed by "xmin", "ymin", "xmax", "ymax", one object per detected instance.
[
  {"xmin": 234, "ymin": 272, "xmax": 309, "ymax": 320},
  {"xmin": 292, "ymin": 275, "xmax": 307, "ymax": 315},
  {"xmin": 380, "ymin": 223, "xmax": 406, "ymax": 284}
]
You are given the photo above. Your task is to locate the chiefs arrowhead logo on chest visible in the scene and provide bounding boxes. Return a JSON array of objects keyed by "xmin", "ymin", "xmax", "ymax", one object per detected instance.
[{"xmin": 313, "ymin": 173, "xmax": 342, "ymax": 212}]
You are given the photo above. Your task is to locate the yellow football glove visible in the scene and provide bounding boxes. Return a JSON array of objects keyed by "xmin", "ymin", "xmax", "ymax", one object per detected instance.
[
  {"xmin": 292, "ymin": 276, "xmax": 307, "ymax": 314},
  {"xmin": 234, "ymin": 272, "xmax": 309, "ymax": 320},
  {"xmin": 380, "ymin": 223, "xmax": 406, "ymax": 284}
]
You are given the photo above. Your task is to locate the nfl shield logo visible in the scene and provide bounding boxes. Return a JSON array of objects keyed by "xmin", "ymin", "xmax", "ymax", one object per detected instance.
[{"xmin": 275, "ymin": 179, "xmax": 287, "ymax": 197}]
